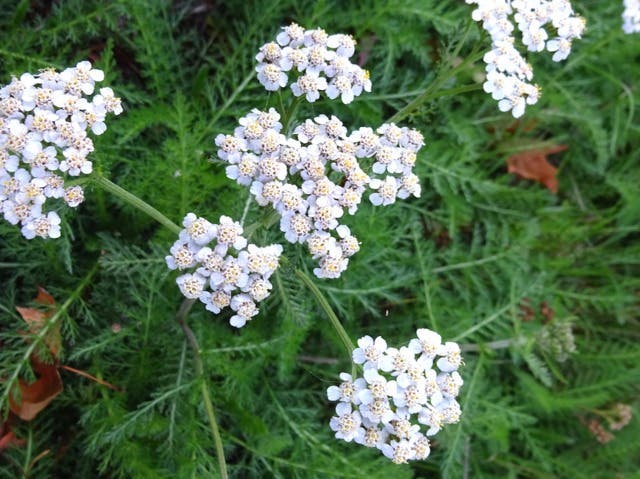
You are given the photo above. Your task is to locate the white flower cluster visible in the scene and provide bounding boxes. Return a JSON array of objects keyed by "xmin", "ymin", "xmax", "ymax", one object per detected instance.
[
  {"xmin": 215, "ymin": 109, "xmax": 423, "ymax": 279},
  {"xmin": 467, "ymin": 0, "xmax": 586, "ymax": 117},
  {"xmin": 0, "ymin": 61, "xmax": 122, "ymax": 239},
  {"xmin": 327, "ymin": 329, "xmax": 463, "ymax": 464},
  {"xmin": 256, "ymin": 23, "xmax": 371, "ymax": 103},
  {"xmin": 623, "ymin": 0, "xmax": 640, "ymax": 33},
  {"xmin": 166, "ymin": 213, "xmax": 282, "ymax": 328}
]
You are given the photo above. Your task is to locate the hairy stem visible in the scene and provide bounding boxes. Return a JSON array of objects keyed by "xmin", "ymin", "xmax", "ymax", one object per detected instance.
[
  {"xmin": 92, "ymin": 174, "xmax": 181, "ymax": 234},
  {"xmin": 176, "ymin": 298, "xmax": 228, "ymax": 479},
  {"xmin": 295, "ymin": 269, "xmax": 355, "ymax": 359}
]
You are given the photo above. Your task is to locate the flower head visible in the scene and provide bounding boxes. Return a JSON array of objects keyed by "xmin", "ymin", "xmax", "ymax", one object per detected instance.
[
  {"xmin": 167, "ymin": 213, "xmax": 282, "ymax": 328},
  {"xmin": 0, "ymin": 62, "xmax": 121, "ymax": 239},
  {"xmin": 327, "ymin": 329, "xmax": 463, "ymax": 463}
]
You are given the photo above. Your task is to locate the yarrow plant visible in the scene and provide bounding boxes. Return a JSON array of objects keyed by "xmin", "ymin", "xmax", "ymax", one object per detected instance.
[
  {"xmin": 216, "ymin": 25, "xmax": 424, "ymax": 279},
  {"xmin": 327, "ymin": 329, "xmax": 463, "ymax": 464},
  {"xmin": 0, "ymin": 61, "xmax": 121, "ymax": 239},
  {"xmin": 166, "ymin": 213, "xmax": 282, "ymax": 327},
  {"xmin": 623, "ymin": 0, "xmax": 640, "ymax": 33},
  {"xmin": 466, "ymin": 0, "xmax": 586, "ymax": 117},
  {"xmin": 256, "ymin": 23, "xmax": 371, "ymax": 103}
]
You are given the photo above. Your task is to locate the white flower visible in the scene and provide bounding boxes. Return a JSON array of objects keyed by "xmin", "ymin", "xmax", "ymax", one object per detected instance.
[
  {"xmin": 226, "ymin": 153, "xmax": 259, "ymax": 186},
  {"xmin": 274, "ymin": 183, "xmax": 306, "ymax": 214},
  {"xmin": 327, "ymin": 372, "xmax": 366, "ymax": 404},
  {"xmin": 168, "ymin": 213, "xmax": 282, "ymax": 326},
  {"xmin": 195, "ymin": 247, "xmax": 225, "ymax": 276},
  {"xmin": 210, "ymin": 257, "xmax": 249, "ymax": 292},
  {"xmin": 397, "ymin": 173, "xmax": 421, "ymax": 199},
  {"xmin": 355, "ymin": 422, "xmax": 389, "ymax": 449},
  {"xmin": 216, "ymin": 215, "xmax": 247, "ymax": 250},
  {"xmin": 241, "ymin": 243, "xmax": 283, "ymax": 277},
  {"xmin": 546, "ymin": 37, "xmax": 572, "ymax": 61},
  {"xmin": 256, "ymin": 63, "xmax": 288, "ymax": 91},
  {"xmin": 256, "ymin": 41, "xmax": 283, "ymax": 64},
  {"xmin": 293, "ymin": 119, "xmax": 322, "ymax": 144},
  {"xmin": 176, "ymin": 273, "xmax": 207, "ymax": 299},
  {"xmin": 623, "ymin": 0, "xmax": 640, "ymax": 33},
  {"xmin": 59, "ymin": 147, "xmax": 91, "ymax": 175},
  {"xmin": 182, "ymin": 213, "xmax": 217, "ymax": 246},
  {"xmin": 280, "ymin": 211, "xmax": 313, "ymax": 243},
  {"xmin": 336, "ymin": 225, "xmax": 360, "ymax": 257},
  {"xmin": 199, "ymin": 289, "xmax": 231, "ymax": 314},
  {"xmin": 257, "ymin": 155, "xmax": 287, "ymax": 181},
  {"xmin": 313, "ymin": 252, "xmax": 349, "ymax": 279},
  {"xmin": 359, "ymin": 396, "xmax": 395, "ymax": 425},
  {"xmin": 166, "ymin": 240, "xmax": 199, "ymax": 270},
  {"xmin": 290, "ymin": 71, "xmax": 327, "ymax": 102},
  {"xmin": 409, "ymin": 328, "xmax": 442, "ymax": 362},
  {"xmin": 437, "ymin": 371, "xmax": 464, "ymax": 399},
  {"xmin": 352, "ymin": 335, "xmax": 388, "ymax": 368},
  {"xmin": 369, "ymin": 176, "xmax": 399, "ymax": 206},
  {"xmin": 250, "ymin": 179, "xmax": 284, "ymax": 206},
  {"xmin": 229, "ymin": 293, "xmax": 259, "ymax": 328},
  {"xmin": 279, "ymin": 46, "xmax": 309, "ymax": 72},
  {"xmin": 215, "ymin": 133, "xmax": 247, "ymax": 162},
  {"xmin": 380, "ymin": 439, "xmax": 416, "ymax": 464},
  {"xmin": 437, "ymin": 342, "xmax": 463, "ymax": 372},
  {"xmin": 93, "ymin": 87, "xmax": 123, "ymax": 115},
  {"xmin": 304, "ymin": 27, "xmax": 330, "ymax": 47},
  {"xmin": 244, "ymin": 276, "xmax": 273, "ymax": 302},
  {"xmin": 467, "ymin": 0, "xmax": 584, "ymax": 117},
  {"xmin": 326, "ymin": 75, "xmax": 356, "ymax": 104},
  {"xmin": 276, "ymin": 22, "xmax": 305, "ymax": 47},
  {"xmin": 357, "ymin": 368, "xmax": 397, "ymax": 405},
  {"xmin": 327, "ymin": 331, "xmax": 463, "ymax": 462},
  {"xmin": 329, "ymin": 402, "xmax": 362, "ymax": 442},
  {"xmin": 327, "ymin": 33, "xmax": 356, "ymax": 57},
  {"xmin": 2, "ymin": 199, "xmax": 41, "ymax": 225},
  {"xmin": 379, "ymin": 346, "xmax": 415, "ymax": 375},
  {"xmin": 20, "ymin": 211, "xmax": 61, "ymax": 239}
]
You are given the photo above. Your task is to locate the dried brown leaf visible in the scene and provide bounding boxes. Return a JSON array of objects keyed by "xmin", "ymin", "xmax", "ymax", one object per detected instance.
[
  {"xmin": 507, "ymin": 144, "xmax": 567, "ymax": 193},
  {"xmin": 9, "ymin": 358, "xmax": 63, "ymax": 421}
]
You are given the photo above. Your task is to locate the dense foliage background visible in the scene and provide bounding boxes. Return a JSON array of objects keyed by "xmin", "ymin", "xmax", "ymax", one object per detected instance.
[{"xmin": 1, "ymin": 0, "xmax": 639, "ymax": 477}]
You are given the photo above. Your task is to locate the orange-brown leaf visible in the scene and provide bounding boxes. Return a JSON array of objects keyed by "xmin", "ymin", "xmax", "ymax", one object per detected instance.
[
  {"xmin": 0, "ymin": 419, "xmax": 25, "ymax": 451},
  {"xmin": 9, "ymin": 358, "xmax": 63, "ymax": 421},
  {"xmin": 16, "ymin": 290, "xmax": 61, "ymax": 357},
  {"xmin": 35, "ymin": 287, "xmax": 55, "ymax": 306},
  {"xmin": 507, "ymin": 144, "xmax": 567, "ymax": 193}
]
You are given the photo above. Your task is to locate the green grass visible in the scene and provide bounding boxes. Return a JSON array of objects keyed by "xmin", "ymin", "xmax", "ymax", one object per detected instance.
[{"xmin": 1, "ymin": 1, "xmax": 639, "ymax": 477}]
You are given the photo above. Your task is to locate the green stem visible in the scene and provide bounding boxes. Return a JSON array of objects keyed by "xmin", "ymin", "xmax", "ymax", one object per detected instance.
[
  {"xmin": 2, "ymin": 262, "xmax": 99, "ymax": 413},
  {"xmin": 386, "ymin": 21, "xmax": 483, "ymax": 124},
  {"xmin": 282, "ymin": 95, "xmax": 304, "ymax": 135},
  {"xmin": 202, "ymin": 70, "xmax": 256, "ymax": 142},
  {"xmin": 176, "ymin": 299, "xmax": 228, "ymax": 479},
  {"xmin": 92, "ymin": 174, "xmax": 181, "ymax": 235},
  {"xmin": 295, "ymin": 269, "xmax": 355, "ymax": 359}
]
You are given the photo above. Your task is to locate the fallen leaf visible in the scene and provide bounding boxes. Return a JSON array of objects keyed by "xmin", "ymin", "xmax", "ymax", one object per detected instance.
[
  {"xmin": 507, "ymin": 144, "xmax": 567, "ymax": 193},
  {"xmin": 16, "ymin": 288, "xmax": 61, "ymax": 357},
  {"xmin": 0, "ymin": 418, "xmax": 25, "ymax": 451},
  {"xmin": 34, "ymin": 286, "xmax": 55, "ymax": 306},
  {"xmin": 9, "ymin": 358, "xmax": 63, "ymax": 421}
]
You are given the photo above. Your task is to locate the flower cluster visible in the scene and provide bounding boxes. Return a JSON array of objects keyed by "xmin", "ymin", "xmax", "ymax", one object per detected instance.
[
  {"xmin": 0, "ymin": 61, "xmax": 122, "ymax": 239},
  {"xmin": 327, "ymin": 329, "xmax": 463, "ymax": 464},
  {"xmin": 536, "ymin": 319, "xmax": 576, "ymax": 362},
  {"xmin": 623, "ymin": 0, "xmax": 640, "ymax": 33},
  {"xmin": 166, "ymin": 213, "xmax": 282, "ymax": 328},
  {"xmin": 256, "ymin": 23, "xmax": 371, "ymax": 103},
  {"xmin": 467, "ymin": 0, "xmax": 585, "ymax": 117},
  {"xmin": 216, "ymin": 109, "xmax": 423, "ymax": 279}
]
